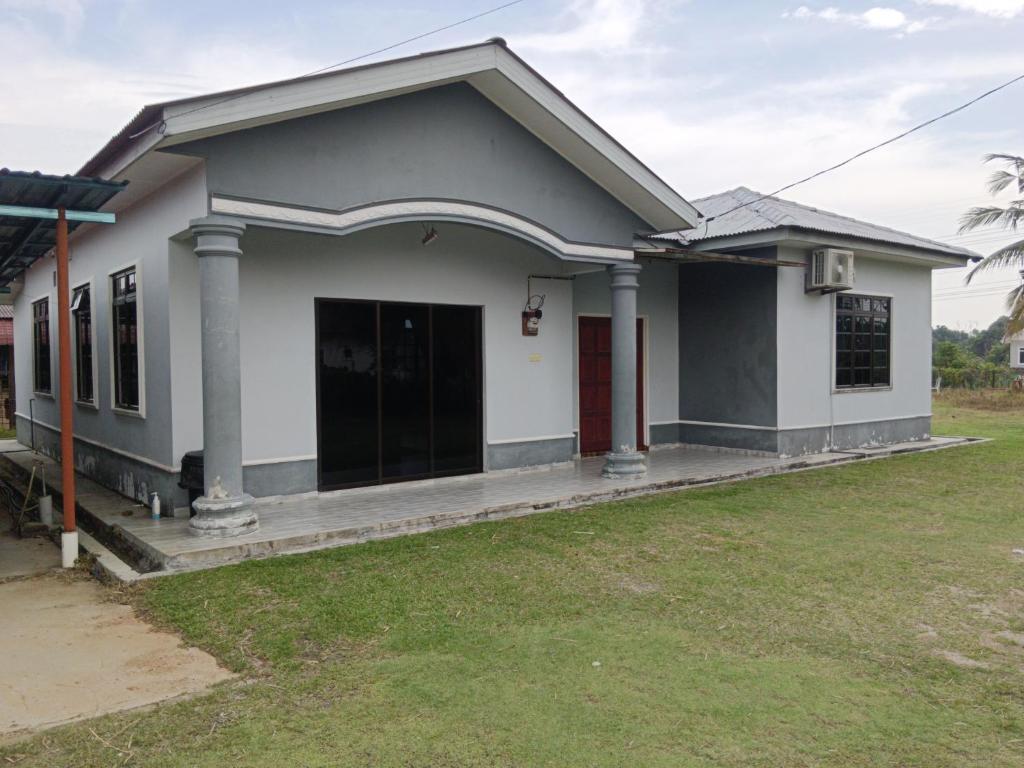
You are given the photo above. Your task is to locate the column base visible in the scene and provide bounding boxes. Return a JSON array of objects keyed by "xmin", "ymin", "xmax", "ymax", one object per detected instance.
[
  {"xmin": 601, "ymin": 451, "xmax": 647, "ymax": 480},
  {"xmin": 189, "ymin": 493, "xmax": 259, "ymax": 537}
]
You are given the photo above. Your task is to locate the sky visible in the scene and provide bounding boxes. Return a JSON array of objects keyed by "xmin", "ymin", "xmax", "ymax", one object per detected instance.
[{"xmin": 2, "ymin": 0, "xmax": 1022, "ymax": 330}]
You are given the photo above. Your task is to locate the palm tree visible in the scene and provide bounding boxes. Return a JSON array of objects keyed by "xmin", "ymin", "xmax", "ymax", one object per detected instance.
[{"xmin": 960, "ymin": 153, "xmax": 1024, "ymax": 335}]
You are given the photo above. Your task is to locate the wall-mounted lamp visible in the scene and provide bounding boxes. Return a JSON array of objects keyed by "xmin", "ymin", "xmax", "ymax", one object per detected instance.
[
  {"xmin": 522, "ymin": 293, "xmax": 545, "ymax": 336},
  {"xmin": 421, "ymin": 225, "xmax": 439, "ymax": 246}
]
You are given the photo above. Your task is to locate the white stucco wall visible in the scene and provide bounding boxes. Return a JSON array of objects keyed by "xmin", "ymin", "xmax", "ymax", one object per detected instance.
[
  {"xmin": 13, "ymin": 165, "xmax": 207, "ymax": 474},
  {"xmin": 164, "ymin": 222, "xmax": 579, "ymax": 467},
  {"xmin": 571, "ymin": 259, "xmax": 679, "ymax": 442},
  {"xmin": 776, "ymin": 245, "xmax": 933, "ymax": 431},
  {"xmin": 1009, "ymin": 332, "xmax": 1024, "ymax": 369}
]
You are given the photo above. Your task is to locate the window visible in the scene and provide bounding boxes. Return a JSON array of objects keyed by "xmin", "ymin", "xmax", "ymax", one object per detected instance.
[
  {"xmin": 32, "ymin": 298, "xmax": 51, "ymax": 393},
  {"xmin": 835, "ymin": 294, "xmax": 890, "ymax": 388},
  {"xmin": 1018, "ymin": 347, "xmax": 1024, "ymax": 366},
  {"xmin": 72, "ymin": 285, "xmax": 93, "ymax": 403},
  {"xmin": 111, "ymin": 268, "xmax": 139, "ymax": 410}
]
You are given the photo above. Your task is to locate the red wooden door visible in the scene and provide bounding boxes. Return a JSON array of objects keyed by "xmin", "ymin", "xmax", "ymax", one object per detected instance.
[{"xmin": 578, "ymin": 316, "xmax": 645, "ymax": 455}]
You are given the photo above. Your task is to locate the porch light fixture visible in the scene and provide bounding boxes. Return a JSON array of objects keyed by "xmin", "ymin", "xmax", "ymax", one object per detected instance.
[{"xmin": 421, "ymin": 224, "xmax": 439, "ymax": 245}]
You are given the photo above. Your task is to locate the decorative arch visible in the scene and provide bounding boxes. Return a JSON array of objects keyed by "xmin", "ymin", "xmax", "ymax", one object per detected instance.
[{"xmin": 209, "ymin": 196, "xmax": 634, "ymax": 263}]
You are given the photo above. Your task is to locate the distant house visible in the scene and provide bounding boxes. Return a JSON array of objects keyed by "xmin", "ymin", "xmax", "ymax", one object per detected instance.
[
  {"xmin": 2, "ymin": 39, "xmax": 978, "ymax": 537},
  {"xmin": 0, "ymin": 304, "xmax": 12, "ymax": 428},
  {"xmin": 1008, "ymin": 329, "xmax": 1024, "ymax": 370}
]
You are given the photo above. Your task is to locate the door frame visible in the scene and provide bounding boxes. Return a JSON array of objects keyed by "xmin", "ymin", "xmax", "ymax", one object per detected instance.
[
  {"xmin": 575, "ymin": 313, "xmax": 649, "ymax": 454},
  {"xmin": 314, "ymin": 297, "xmax": 484, "ymax": 492}
]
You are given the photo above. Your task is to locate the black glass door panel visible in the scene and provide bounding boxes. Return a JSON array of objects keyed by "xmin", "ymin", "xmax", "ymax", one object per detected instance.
[
  {"xmin": 316, "ymin": 301, "xmax": 379, "ymax": 487},
  {"xmin": 432, "ymin": 305, "xmax": 482, "ymax": 474},
  {"xmin": 380, "ymin": 304, "xmax": 431, "ymax": 481},
  {"xmin": 316, "ymin": 299, "xmax": 482, "ymax": 490}
]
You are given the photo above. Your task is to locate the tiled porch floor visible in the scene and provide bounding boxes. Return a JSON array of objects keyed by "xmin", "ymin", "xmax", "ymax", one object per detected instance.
[
  {"xmin": 0, "ymin": 437, "xmax": 975, "ymax": 575},
  {"xmin": 109, "ymin": 437, "xmax": 973, "ymax": 572}
]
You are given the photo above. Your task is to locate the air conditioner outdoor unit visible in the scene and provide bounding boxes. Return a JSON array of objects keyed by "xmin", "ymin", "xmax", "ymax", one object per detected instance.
[{"xmin": 806, "ymin": 248, "xmax": 855, "ymax": 293}]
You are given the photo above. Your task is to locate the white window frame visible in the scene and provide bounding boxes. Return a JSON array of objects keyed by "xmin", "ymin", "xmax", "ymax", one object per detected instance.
[
  {"xmin": 31, "ymin": 293, "xmax": 54, "ymax": 398},
  {"xmin": 1018, "ymin": 346, "xmax": 1024, "ymax": 366},
  {"xmin": 71, "ymin": 278, "xmax": 99, "ymax": 409},
  {"xmin": 107, "ymin": 260, "xmax": 146, "ymax": 418}
]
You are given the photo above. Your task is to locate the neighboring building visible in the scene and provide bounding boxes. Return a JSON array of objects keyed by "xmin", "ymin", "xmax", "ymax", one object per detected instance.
[
  {"xmin": 1008, "ymin": 329, "xmax": 1024, "ymax": 369},
  {"xmin": 5, "ymin": 40, "xmax": 976, "ymax": 535},
  {"xmin": 0, "ymin": 304, "xmax": 12, "ymax": 428}
]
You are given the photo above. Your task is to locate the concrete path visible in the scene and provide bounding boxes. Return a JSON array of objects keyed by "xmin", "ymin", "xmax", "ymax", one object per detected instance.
[
  {"xmin": 0, "ymin": 510, "xmax": 59, "ymax": 580},
  {"xmin": 0, "ymin": 575, "xmax": 233, "ymax": 739}
]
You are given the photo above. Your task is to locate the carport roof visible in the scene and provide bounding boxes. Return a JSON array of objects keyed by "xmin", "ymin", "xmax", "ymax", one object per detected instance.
[{"xmin": 0, "ymin": 169, "xmax": 127, "ymax": 286}]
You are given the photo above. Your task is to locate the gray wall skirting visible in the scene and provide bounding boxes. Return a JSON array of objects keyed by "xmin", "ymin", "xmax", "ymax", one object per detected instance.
[
  {"xmin": 677, "ymin": 422, "xmax": 780, "ymax": 454},
  {"xmin": 649, "ymin": 422, "xmax": 681, "ymax": 446},
  {"xmin": 244, "ymin": 459, "xmax": 318, "ymax": 499},
  {"xmin": 487, "ymin": 436, "xmax": 576, "ymax": 471},
  {"xmin": 778, "ymin": 415, "xmax": 931, "ymax": 457},
  {"xmin": 16, "ymin": 415, "xmax": 184, "ymax": 508},
  {"xmin": 672, "ymin": 415, "xmax": 932, "ymax": 457}
]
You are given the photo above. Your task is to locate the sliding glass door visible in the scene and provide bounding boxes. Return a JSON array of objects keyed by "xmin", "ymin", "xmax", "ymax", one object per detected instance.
[{"xmin": 316, "ymin": 299, "xmax": 482, "ymax": 490}]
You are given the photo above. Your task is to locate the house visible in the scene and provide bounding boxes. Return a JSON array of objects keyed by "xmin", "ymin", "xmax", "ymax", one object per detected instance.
[
  {"xmin": 0, "ymin": 305, "xmax": 12, "ymax": 429},
  {"xmin": 6, "ymin": 39, "xmax": 976, "ymax": 537},
  {"xmin": 1008, "ymin": 328, "xmax": 1024, "ymax": 369}
]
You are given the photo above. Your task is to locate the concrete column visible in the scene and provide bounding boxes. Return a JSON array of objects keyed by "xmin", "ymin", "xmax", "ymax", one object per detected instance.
[
  {"xmin": 189, "ymin": 216, "xmax": 258, "ymax": 536},
  {"xmin": 602, "ymin": 262, "xmax": 647, "ymax": 479}
]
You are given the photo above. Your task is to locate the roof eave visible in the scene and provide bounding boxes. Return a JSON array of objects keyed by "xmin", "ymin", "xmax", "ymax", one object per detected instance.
[
  {"xmin": 679, "ymin": 226, "xmax": 976, "ymax": 268},
  {"xmin": 73, "ymin": 40, "xmax": 699, "ymax": 232}
]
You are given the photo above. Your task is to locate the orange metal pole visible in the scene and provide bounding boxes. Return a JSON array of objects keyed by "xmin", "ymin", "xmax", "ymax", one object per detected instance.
[{"xmin": 55, "ymin": 207, "xmax": 76, "ymax": 533}]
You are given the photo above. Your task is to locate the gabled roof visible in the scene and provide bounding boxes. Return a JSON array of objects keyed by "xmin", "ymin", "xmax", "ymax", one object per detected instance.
[
  {"xmin": 79, "ymin": 39, "xmax": 699, "ymax": 232},
  {"xmin": 653, "ymin": 186, "xmax": 978, "ymax": 262}
]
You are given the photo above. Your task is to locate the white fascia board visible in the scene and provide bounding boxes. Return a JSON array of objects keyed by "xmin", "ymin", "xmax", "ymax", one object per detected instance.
[
  {"xmin": 159, "ymin": 46, "xmax": 497, "ymax": 142},
  {"xmin": 486, "ymin": 48, "xmax": 700, "ymax": 231}
]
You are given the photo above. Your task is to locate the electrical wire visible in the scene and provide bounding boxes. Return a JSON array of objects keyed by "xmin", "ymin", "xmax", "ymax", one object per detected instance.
[
  {"xmin": 699, "ymin": 72, "xmax": 1024, "ymax": 228},
  {"xmin": 132, "ymin": 0, "xmax": 528, "ymax": 137}
]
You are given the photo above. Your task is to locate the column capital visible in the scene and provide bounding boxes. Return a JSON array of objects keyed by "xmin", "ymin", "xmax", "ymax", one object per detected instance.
[
  {"xmin": 607, "ymin": 261, "xmax": 642, "ymax": 288},
  {"xmin": 190, "ymin": 215, "xmax": 245, "ymax": 257}
]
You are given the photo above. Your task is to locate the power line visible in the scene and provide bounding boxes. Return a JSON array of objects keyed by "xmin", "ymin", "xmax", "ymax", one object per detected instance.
[
  {"xmin": 132, "ymin": 0, "xmax": 528, "ymax": 137},
  {"xmin": 697, "ymin": 71, "xmax": 1024, "ymax": 230}
]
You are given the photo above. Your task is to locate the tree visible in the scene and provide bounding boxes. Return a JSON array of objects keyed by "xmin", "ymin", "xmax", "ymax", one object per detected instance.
[
  {"xmin": 960, "ymin": 153, "xmax": 1024, "ymax": 335},
  {"xmin": 934, "ymin": 340, "xmax": 969, "ymax": 369}
]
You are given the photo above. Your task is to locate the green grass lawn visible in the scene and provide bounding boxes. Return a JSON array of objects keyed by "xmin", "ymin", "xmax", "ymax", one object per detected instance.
[{"xmin": 5, "ymin": 395, "xmax": 1024, "ymax": 767}]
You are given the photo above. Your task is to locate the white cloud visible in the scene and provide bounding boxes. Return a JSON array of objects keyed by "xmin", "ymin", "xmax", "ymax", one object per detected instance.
[
  {"xmin": 0, "ymin": 0, "xmax": 85, "ymax": 35},
  {"xmin": 514, "ymin": 0, "xmax": 651, "ymax": 53},
  {"xmin": 0, "ymin": 16, "xmax": 317, "ymax": 173},
  {"xmin": 786, "ymin": 5, "xmax": 932, "ymax": 33},
  {"xmin": 917, "ymin": 0, "xmax": 1024, "ymax": 17}
]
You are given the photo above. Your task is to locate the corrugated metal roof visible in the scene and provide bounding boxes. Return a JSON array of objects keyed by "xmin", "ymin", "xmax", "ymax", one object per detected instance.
[
  {"xmin": 0, "ymin": 169, "xmax": 127, "ymax": 286},
  {"xmin": 653, "ymin": 186, "xmax": 977, "ymax": 260}
]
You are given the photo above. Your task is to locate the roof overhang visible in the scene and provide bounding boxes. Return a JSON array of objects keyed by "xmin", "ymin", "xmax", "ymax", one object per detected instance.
[
  {"xmin": 673, "ymin": 226, "xmax": 975, "ymax": 269},
  {"xmin": 0, "ymin": 170, "xmax": 127, "ymax": 286},
  {"xmin": 79, "ymin": 41, "xmax": 699, "ymax": 232}
]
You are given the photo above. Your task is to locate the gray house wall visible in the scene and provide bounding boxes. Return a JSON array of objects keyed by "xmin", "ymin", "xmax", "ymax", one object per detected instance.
[
  {"xmin": 166, "ymin": 221, "xmax": 581, "ymax": 498},
  {"xmin": 167, "ymin": 83, "xmax": 651, "ymax": 248},
  {"xmin": 775, "ymin": 245, "xmax": 934, "ymax": 455},
  {"xmin": 13, "ymin": 165, "xmax": 208, "ymax": 506},
  {"xmin": 676, "ymin": 253, "xmax": 779, "ymax": 452}
]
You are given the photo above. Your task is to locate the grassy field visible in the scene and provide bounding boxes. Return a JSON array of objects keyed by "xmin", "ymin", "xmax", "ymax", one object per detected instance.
[{"xmin": 4, "ymin": 395, "xmax": 1024, "ymax": 767}]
